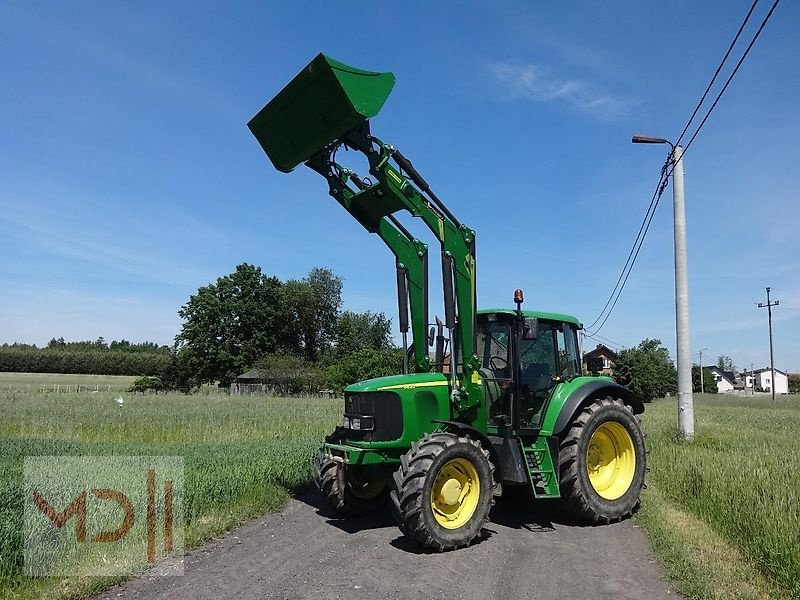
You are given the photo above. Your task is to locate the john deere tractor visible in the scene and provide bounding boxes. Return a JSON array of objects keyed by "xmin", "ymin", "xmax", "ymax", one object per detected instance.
[{"xmin": 248, "ymin": 54, "xmax": 646, "ymax": 551}]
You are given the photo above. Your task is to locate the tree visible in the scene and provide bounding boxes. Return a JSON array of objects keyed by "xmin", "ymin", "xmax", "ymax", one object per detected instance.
[
  {"xmin": 717, "ymin": 355, "xmax": 736, "ymax": 373},
  {"xmin": 175, "ymin": 263, "xmax": 289, "ymax": 387},
  {"xmin": 613, "ymin": 339, "xmax": 677, "ymax": 402},
  {"xmin": 692, "ymin": 365, "xmax": 718, "ymax": 394},
  {"xmin": 285, "ymin": 268, "xmax": 343, "ymax": 362},
  {"xmin": 335, "ymin": 310, "xmax": 393, "ymax": 357}
]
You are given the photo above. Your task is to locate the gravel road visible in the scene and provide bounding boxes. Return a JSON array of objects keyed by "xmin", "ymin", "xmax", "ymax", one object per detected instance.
[{"xmin": 95, "ymin": 491, "xmax": 677, "ymax": 600}]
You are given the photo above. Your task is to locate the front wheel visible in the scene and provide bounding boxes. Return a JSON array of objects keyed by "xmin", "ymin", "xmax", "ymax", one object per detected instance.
[
  {"xmin": 558, "ymin": 397, "xmax": 647, "ymax": 523},
  {"xmin": 390, "ymin": 432, "xmax": 495, "ymax": 551},
  {"xmin": 313, "ymin": 449, "xmax": 387, "ymax": 516}
]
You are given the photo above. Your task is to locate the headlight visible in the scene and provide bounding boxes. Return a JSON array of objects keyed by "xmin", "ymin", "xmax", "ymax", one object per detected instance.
[{"xmin": 342, "ymin": 416, "xmax": 374, "ymax": 431}]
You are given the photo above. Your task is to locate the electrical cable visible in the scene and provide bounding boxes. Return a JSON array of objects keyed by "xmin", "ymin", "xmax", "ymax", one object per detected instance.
[
  {"xmin": 587, "ymin": 0, "xmax": 781, "ymax": 335},
  {"xmin": 670, "ymin": 0, "xmax": 782, "ymax": 174},
  {"xmin": 586, "ymin": 169, "xmax": 671, "ymax": 336},
  {"xmin": 585, "ymin": 158, "xmax": 670, "ymax": 332},
  {"xmin": 674, "ymin": 0, "xmax": 761, "ymax": 148}
]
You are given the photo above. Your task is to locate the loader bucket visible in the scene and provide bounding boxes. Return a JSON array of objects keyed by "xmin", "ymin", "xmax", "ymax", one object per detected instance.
[{"xmin": 248, "ymin": 53, "xmax": 396, "ymax": 173}]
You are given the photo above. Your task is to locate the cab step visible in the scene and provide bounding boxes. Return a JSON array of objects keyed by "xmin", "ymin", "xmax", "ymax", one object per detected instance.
[{"xmin": 522, "ymin": 438, "xmax": 560, "ymax": 499}]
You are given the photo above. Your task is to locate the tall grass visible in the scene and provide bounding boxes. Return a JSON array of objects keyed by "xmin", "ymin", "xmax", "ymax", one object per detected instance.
[
  {"xmin": 0, "ymin": 389, "xmax": 341, "ymax": 599},
  {"xmin": 641, "ymin": 394, "xmax": 800, "ymax": 598}
]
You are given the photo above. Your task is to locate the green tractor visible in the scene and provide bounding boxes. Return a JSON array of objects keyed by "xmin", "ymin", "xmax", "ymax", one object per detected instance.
[{"xmin": 248, "ymin": 54, "xmax": 647, "ymax": 551}]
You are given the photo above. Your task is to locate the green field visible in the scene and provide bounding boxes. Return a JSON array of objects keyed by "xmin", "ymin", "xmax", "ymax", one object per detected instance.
[
  {"xmin": 0, "ymin": 389, "xmax": 341, "ymax": 600},
  {"xmin": 0, "ymin": 372, "xmax": 138, "ymax": 392},
  {"xmin": 2, "ymin": 387, "xmax": 799, "ymax": 600},
  {"xmin": 638, "ymin": 394, "xmax": 800, "ymax": 599}
]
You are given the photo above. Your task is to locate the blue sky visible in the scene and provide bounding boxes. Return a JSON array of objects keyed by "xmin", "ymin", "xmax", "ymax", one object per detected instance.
[{"xmin": 1, "ymin": 1, "xmax": 797, "ymax": 372}]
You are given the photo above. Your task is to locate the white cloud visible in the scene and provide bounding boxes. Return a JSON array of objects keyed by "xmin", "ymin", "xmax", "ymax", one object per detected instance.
[{"xmin": 488, "ymin": 62, "xmax": 633, "ymax": 121}]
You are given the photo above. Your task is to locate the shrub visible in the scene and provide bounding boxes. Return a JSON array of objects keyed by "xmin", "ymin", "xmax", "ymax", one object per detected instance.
[
  {"xmin": 323, "ymin": 348, "xmax": 405, "ymax": 393},
  {"xmin": 128, "ymin": 376, "xmax": 164, "ymax": 393}
]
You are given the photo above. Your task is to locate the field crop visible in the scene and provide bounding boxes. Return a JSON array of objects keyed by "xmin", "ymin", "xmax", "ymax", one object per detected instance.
[
  {"xmin": 0, "ymin": 388, "xmax": 341, "ymax": 600},
  {"xmin": 638, "ymin": 394, "xmax": 800, "ymax": 599}
]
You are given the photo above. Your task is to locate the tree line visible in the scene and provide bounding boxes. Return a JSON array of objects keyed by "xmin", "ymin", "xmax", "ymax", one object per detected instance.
[{"xmin": 1, "ymin": 263, "xmax": 400, "ymax": 393}]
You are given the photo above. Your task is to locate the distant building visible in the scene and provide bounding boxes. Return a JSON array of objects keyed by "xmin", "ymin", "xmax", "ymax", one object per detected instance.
[
  {"xmin": 703, "ymin": 365, "xmax": 736, "ymax": 393},
  {"xmin": 583, "ymin": 344, "xmax": 617, "ymax": 376},
  {"xmin": 741, "ymin": 368, "xmax": 789, "ymax": 395}
]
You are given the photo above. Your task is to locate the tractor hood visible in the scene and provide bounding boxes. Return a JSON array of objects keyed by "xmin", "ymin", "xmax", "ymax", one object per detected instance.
[{"xmin": 345, "ymin": 372, "xmax": 449, "ymax": 394}]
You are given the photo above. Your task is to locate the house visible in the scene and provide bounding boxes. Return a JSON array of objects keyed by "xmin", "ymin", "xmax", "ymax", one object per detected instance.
[
  {"xmin": 741, "ymin": 368, "xmax": 789, "ymax": 395},
  {"xmin": 703, "ymin": 365, "xmax": 736, "ymax": 393},
  {"xmin": 583, "ymin": 344, "xmax": 617, "ymax": 376}
]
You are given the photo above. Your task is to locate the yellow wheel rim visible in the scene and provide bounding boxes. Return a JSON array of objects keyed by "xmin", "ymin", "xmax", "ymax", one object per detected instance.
[
  {"xmin": 586, "ymin": 421, "xmax": 636, "ymax": 500},
  {"xmin": 430, "ymin": 458, "xmax": 481, "ymax": 529},
  {"xmin": 346, "ymin": 469, "xmax": 385, "ymax": 500}
]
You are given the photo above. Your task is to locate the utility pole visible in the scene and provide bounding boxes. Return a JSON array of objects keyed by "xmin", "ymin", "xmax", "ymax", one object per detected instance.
[
  {"xmin": 698, "ymin": 347, "xmax": 708, "ymax": 394},
  {"xmin": 758, "ymin": 287, "xmax": 780, "ymax": 401},
  {"xmin": 631, "ymin": 135, "xmax": 693, "ymax": 440},
  {"xmin": 672, "ymin": 145, "xmax": 693, "ymax": 439}
]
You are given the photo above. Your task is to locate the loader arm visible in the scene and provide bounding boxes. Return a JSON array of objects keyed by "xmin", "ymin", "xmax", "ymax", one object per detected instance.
[
  {"xmin": 248, "ymin": 53, "xmax": 481, "ymax": 411},
  {"xmin": 304, "ymin": 151, "xmax": 431, "ymax": 374}
]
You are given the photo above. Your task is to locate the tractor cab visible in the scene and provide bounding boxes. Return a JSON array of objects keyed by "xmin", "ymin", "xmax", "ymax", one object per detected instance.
[{"xmin": 477, "ymin": 307, "xmax": 582, "ymax": 435}]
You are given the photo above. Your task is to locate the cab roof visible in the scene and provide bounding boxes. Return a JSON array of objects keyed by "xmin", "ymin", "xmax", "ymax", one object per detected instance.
[{"xmin": 478, "ymin": 308, "xmax": 581, "ymax": 327}]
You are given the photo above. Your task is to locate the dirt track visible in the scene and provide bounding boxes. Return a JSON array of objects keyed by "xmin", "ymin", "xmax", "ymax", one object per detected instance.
[{"xmin": 95, "ymin": 491, "xmax": 677, "ymax": 600}]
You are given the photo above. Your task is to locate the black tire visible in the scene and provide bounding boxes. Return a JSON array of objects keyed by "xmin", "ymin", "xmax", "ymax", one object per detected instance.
[
  {"xmin": 558, "ymin": 397, "xmax": 647, "ymax": 524},
  {"xmin": 390, "ymin": 432, "xmax": 495, "ymax": 551},
  {"xmin": 313, "ymin": 449, "xmax": 387, "ymax": 516}
]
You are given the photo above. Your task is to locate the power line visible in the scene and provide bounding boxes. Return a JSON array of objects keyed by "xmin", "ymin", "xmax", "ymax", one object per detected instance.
[
  {"xmin": 584, "ymin": 331, "xmax": 626, "ymax": 350},
  {"xmin": 586, "ymin": 170, "xmax": 670, "ymax": 336},
  {"xmin": 586, "ymin": 162, "xmax": 670, "ymax": 335},
  {"xmin": 674, "ymin": 0, "xmax": 761, "ymax": 148},
  {"xmin": 585, "ymin": 159, "xmax": 670, "ymax": 331},
  {"xmin": 588, "ymin": 0, "xmax": 781, "ymax": 335},
  {"xmin": 672, "ymin": 0, "xmax": 782, "ymax": 171}
]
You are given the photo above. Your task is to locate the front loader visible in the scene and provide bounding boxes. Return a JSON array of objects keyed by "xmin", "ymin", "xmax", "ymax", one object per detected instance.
[{"xmin": 248, "ymin": 54, "xmax": 647, "ymax": 551}]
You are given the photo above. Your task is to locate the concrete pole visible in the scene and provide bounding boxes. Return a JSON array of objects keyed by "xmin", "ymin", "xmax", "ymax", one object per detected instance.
[
  {"xmin": 672, "ymin": 145, "xmax": 694, "ymax": 440},
  {"xmin": 767, "ymin": 287, "xmax": 776, "ymax": 402},
  {"xmin": 699, "ymin": 348, "xmax": 704, "ymax": 394}
]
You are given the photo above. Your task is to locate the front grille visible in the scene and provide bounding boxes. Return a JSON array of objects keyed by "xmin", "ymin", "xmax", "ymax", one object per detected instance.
[{"xmin": 343, "ymin": 391, "xmax": 403, "ymax": 441}]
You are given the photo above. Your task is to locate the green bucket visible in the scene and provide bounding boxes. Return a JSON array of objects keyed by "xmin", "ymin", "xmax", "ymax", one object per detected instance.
[{"xmin": 248, "ymin": 53, "xmax": 395, "ymax": 173}]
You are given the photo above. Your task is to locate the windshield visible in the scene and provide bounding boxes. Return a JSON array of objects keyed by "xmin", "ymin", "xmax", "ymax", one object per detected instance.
[{"xmin": 476, "ymin": 319, "xmax": 511, "ymax": 376}]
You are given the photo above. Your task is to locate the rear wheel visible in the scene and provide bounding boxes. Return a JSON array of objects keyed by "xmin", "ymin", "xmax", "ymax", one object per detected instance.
[
  {"xmin": 558, "ymin": 397, "xmax": 646, "ymax": 523},
  {"xmin": 390, "ymin": 432, "xmax": 494, "ymax": 551},
  {"xmin": 313, "ymin": 449, "xmax": 387, "ymax": 516}
]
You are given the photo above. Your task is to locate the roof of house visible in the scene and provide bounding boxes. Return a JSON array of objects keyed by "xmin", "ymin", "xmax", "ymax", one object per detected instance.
[
  {"xmin": 583, "ymin": 344, "xmax": 617, "ymax": 361},
  {"xmin": 703, "ymin": 365, "xmax": 736, "ymax": 386},
  {"xmin": 236, "ymin": 369, "xmax": 268, "ymax": 380},
  {"xmin": 751, "ymin": 367, "xmax": 788, "ymax": 376}
]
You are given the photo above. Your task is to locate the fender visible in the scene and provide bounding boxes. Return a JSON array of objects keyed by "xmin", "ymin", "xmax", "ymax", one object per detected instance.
[
  {"xmin": 551, "ymin": 381, "xmax": 644, "ymax": 437},
  {"xmin": 431, "ymin": 420, "xmax": 504, "ymax": 483}
]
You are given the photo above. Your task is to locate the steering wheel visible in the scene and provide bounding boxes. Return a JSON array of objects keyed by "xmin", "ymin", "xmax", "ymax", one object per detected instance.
[{"xmin": 489, "ymin": 356, "xmax": 508, "ymax": 371}]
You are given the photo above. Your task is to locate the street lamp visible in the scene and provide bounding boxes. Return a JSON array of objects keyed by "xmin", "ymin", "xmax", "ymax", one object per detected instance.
[{"xmin": 632, "ymin": 134, "xmax": 694, "ymax": 441}]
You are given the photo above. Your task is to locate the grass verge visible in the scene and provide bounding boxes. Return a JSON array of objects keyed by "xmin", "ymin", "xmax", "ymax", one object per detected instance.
[
  {"xmin": 638, "ymin": 394, "xmax": 800, "ymax": 599},
  {"xmin": 0, "ymin": 390, "xmax": 341, "ymax": 600}
]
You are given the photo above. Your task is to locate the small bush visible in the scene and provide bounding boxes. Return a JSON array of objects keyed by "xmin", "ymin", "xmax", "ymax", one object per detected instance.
[
  {"xmin": 128, "ymin": 376, "xmax": 164, "ymax": 393},
  {"xmin": 323, "ymin": 348, "xmax": 405, "ymax": 393}
]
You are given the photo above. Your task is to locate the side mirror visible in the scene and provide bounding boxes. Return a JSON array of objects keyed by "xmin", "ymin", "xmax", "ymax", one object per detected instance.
[
  {"xmin": 428, "ymin": 326, "xmax": 435, "ymax": 347},
  {"xmin": 522, "ymin": 317, "xmax": 539, "ymax": 340}
]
